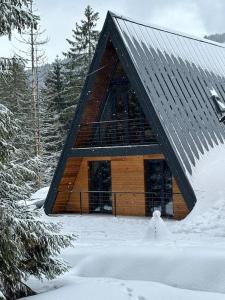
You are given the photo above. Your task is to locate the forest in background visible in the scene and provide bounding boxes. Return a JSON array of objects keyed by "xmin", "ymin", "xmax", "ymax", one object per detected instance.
[{"xmin": 0, "ymin": 2, "xmax": 100, "ymax": 203}]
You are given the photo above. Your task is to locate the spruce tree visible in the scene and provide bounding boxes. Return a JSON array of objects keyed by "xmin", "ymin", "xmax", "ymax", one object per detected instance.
[
  {"xmin": 0, "ymin": 4, "xmax": 74, "ymax": 299},
  {"xmin": 0, "ymin": 0, "xmax": 38, "ymax": 70},
  {"xmin": 0, "ymin": 104, "xmax": 74, "ymax": 300},
  {"xmin": 0, "ymin": 59, "xmax": 39, "ymax": 195},
  {"xmin": 64, "ymin": 5, "xmax": 100, "ymax": 68},
  {"xmin": 40, "ymin": 57, "xmax": 67, "ymax": 184},
  {"xmin": 0, "ymin": 0, "xmax": 38, "ymax": 37},
  {"xmin": 63, "ymin": 5, "xmax": 100, "ymax": 114}
]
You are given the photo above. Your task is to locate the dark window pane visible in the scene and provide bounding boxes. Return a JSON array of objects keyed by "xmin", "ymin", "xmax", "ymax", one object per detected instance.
[
  {"xmin": 88, "ymin": 161, "xmax": 112, "ymax": 214},
  {"xmin": 144, "ymin": 160, "xmax": 173, "ymax": 217}
]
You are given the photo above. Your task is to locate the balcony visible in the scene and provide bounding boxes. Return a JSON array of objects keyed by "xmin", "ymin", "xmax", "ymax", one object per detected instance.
[
  {"xmin": 55, "ymin": 190, "xmax": 175, "ymax": 218},
  {"xmin": 74, "ymin": 118, "xmax": 158, "ymax": 149}
]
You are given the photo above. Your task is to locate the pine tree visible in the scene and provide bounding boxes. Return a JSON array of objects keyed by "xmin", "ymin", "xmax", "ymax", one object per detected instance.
[
  {"xmin": 0, "ymin": 4, "xmax": 74, "ymax": 299},
  {"xmin": 64, "ymin": 5, "xmax": 100, "ymax": 68},
  {"xmin": 0, "ymin": 105, "xmax": 16, "ymax": 164},
  {"xmin": 0, "ymin": 104, "xmax": 74, "ymax": 300},
  {"xmin": 0, "ymin": 59, "xmax": 39, "ymax": 195},
  {"xmin": 0, "ymin": 0, "xmax": 38, "ymax": 70},
  {"xmin": 62, "ymin": 5, "xmax": 100, "ymax": 115},
  {"xmin": 40, "ymin": 57, "xmax": 67, "ymax": 184},
  {"xmin": 0, "ymin": 0, "xmax": 38, "ymax": 37}
]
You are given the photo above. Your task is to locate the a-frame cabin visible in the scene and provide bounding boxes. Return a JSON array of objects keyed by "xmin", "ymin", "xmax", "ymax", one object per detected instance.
[{"xmin": 44, "ymin": 12, "xmax": 225, "ymax": 219}]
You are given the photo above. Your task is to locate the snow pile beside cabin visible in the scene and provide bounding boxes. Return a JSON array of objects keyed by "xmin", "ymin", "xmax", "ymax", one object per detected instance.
[
  {"xmin": 183, "ymin": 142, "xmax": 225, "ymax": 234},
  {"xmin": 177, "ymin": 197, "xmax": 225, "ymax": 236},
  {"xmin": 190, "ymin": 142, "xmax": 225, "ymax": 213}
]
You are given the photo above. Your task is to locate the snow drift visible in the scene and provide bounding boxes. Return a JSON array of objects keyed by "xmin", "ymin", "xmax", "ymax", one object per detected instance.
[
  {"xmin": 74, "ymin": 245, "xmax": 225, "ymax": 294},
  {"xmin": 189, "ymin": 143, "xmax": 225, "ymax": 218},
  {"xmin": 183, "ymin": 142, "xmax": 225, "ymax": 234}
]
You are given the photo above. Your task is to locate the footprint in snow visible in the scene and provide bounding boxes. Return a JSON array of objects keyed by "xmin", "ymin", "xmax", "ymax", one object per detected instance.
[
  {"xmin": 126, "ymin": 287, "xmax": 134, "ymax": 298},
  {"xmin": 122, "ymin": 283, "xmax": 147, "ymax": 300}
]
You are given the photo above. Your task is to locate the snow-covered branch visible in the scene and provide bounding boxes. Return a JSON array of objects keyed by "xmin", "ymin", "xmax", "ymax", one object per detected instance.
[{"xmin": 0, "ymin": 0, "xmax": 39, "ymax": 38}]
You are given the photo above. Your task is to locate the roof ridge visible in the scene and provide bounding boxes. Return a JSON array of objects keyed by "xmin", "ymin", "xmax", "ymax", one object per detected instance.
[{"xmin": 109, "ymin": 11, "xmax": 225, "ymax": 49}]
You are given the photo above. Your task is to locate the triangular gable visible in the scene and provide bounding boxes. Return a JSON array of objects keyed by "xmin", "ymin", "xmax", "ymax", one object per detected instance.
[
  {"xmin": 44, "ymin": 12, "xmax": 225, "ymax": 214},
  {"xmin": 74, "ymin": 61, "xmax": 157, "ymax": 149}
]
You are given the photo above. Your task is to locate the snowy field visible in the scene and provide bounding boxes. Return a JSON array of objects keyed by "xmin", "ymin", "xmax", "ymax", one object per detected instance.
[{"xmin": 21, "ymin": 199, "xmax": 225, "ymax": 300}]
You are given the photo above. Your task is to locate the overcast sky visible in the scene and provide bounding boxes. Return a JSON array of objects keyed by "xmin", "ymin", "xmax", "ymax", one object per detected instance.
[{"xmin": 1, "ymin": 0, "xmax": 225, "ymax": 63}]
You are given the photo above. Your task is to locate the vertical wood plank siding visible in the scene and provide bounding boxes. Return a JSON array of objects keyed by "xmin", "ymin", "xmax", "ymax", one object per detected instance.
[{"xmin": 53, "ymin": 154, "xmax": 188, "ymax": 219}]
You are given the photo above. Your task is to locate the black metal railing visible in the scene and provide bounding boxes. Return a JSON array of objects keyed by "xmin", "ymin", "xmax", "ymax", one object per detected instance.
[
  {"xmin": 56, "ymin": 190, "xmax": 178, "ymax": 218},
  {"xmin": 74, "ymin": 118, "xmax": 157, "ymax": 148}
]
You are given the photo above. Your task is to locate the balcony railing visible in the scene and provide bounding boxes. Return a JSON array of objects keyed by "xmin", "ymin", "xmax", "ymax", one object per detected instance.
[
  {"xmin": 74, "ymin": 118, "xmax": 157, "ymax": 148},
  {"xmin": 56, "ymin": 190, "xmax": 177, "ymax": 218}
]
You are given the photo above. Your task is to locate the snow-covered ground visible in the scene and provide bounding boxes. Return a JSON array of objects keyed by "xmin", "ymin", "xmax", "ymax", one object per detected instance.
[{"xmin": 22, "ymin": 189, "xmax": 225, "ymax": 300}]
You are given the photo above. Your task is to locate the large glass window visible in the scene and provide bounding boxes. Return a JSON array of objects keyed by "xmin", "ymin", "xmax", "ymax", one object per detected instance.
[
  {"xmin": 88, "ymin": 161, "xmax": 112, "ymax": 214},
  {"xmin": 75, "ymin": 62, "xmax": 158, "ymax": 148},
  {"xmin": 144, "ymin": 160, "xmax": 173, "ymax": 217},
  {"xmin": 102, "ymin": 87, "xmax": 157, "ymax": 145}
]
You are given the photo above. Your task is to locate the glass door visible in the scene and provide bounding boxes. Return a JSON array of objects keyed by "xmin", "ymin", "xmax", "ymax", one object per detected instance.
[
  {"xmin": 88, "ymin": 161, "xmax": 112, "ymax": 214},
  {"xmin": 144, "ymin": 160, "xmax": 173, "ymax": 217}
]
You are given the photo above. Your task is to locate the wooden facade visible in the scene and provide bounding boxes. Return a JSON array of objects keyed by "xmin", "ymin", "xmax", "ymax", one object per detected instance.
[
  {"xmin": 49, "ymin": 40, "xmax": 190, "ymax": 220},
  {"xmin": 53, "ymin": 154, "xmax": 188, "ymax": 219}
]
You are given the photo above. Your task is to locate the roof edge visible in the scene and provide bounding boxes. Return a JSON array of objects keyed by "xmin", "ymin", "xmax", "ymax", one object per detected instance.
[{"xmin": 109, "ymin": 10, "xmax": 225, "ymax": 49}]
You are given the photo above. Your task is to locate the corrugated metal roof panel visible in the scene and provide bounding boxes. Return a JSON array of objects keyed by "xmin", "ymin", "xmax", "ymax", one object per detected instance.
[{"xmin": 113, "ymin": 15, "xmax": 225, "ymax": 175}]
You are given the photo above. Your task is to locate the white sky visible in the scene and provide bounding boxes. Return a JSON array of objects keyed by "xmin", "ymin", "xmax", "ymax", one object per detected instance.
[{"xmin": 1, "ymin": 0, "xmax": 225, "ymax": 63}]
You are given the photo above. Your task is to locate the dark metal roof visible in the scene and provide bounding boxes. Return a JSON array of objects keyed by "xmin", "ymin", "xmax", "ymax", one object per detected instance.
[{"xmin": 112, "ymin": 13, "xmax": 225, "ymax": 175}]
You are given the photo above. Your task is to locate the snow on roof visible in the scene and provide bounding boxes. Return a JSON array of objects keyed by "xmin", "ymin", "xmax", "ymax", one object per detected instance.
[
  {"xmin": 210, "ymin": 88, "xmax": 219, "ymax": 98},
  {"xmin": 217, "ymin": 100, "xmax": 225, "ymax": 112}
]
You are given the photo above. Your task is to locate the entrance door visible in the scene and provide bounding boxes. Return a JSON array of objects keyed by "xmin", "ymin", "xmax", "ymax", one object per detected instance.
[
  {"xmin": 144, "ymin": 160, "xmax": 173, "ymax": 217},
  {"xmin": 88, "ymin": 161, "xmax": 112, "ymax": 214}
]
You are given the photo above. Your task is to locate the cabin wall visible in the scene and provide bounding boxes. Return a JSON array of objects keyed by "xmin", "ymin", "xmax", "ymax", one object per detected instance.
[
  {"xmin": 66, "ymin": 159, "xmax": 89, "ymax": 213},
  {"xmin": 111, "ymin": 156, "xmax": 145, "ymax": 216},
  {"xmin": 53, "ymin": 154, "xmax": 188, "ymax": 219},
  {"xmin": 53, "ymin": 157, "xmax": 82, "ymax": 213}
]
